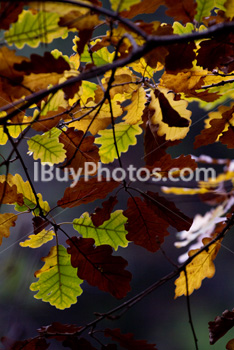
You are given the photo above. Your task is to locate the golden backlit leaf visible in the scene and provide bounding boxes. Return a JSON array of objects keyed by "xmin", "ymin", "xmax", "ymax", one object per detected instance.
[
  {"xmin": 123, "ymin": 87, "xmax": 146, "ymax": 124},
  {"xmin": 175, "ymin": 238, "xmax": 221, "ymax": 297},
  {"xmin": 149, "ymin": 88, "xmax": 192, "ymax": 141}
]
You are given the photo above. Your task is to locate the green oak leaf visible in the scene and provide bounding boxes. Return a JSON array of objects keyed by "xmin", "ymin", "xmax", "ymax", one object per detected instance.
[
  {"xmin": 30, "ymin": 245, "xmax": 83, "ymax": 309},
  {"xmin": 73, "ymin": 210, "xmax": 129, "ymax": 250},
  {"xmin": 110, "ymin": 0, "xmax": 141, "ymax": 12},
  {"xmin": 27, "ymin": 127, "xmax": 66, "ymax": 165},
  {"xmin": 5, "ymin": 10, "xmax": 68, "ymax": 48},
  {"xmin": 195, "ymin": 0, "xmax": 215, "ymax": 23},
  {"xmin": 95, "ymin": 122, "xmax": 142, "ymax": 164}
]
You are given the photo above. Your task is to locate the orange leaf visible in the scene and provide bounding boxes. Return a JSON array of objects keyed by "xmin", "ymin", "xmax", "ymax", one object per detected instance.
[
  {"xmin": 59, "ymin": 128, "xmax": 99, "ymax": 173},
  {"xmin": 0, "ymin": 213, "xmax": 17, "ymax": 245}
]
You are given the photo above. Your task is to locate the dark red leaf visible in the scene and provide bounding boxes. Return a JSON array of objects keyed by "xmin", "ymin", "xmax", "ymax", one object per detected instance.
[
  {"xmin": 57, "ymin": 177, "xmax": 120, "ymax": 208},
  {"xmin": 124, "ymin": 197, "xmax": 169, "ymax": 252},
  {"xmin": 91, "ymin": 196, "xmax": 118, "ymax": 227},
  {"xmin": 105, "ymin": 328, "xmax": 158, "ymax": 350},
  {"xmin": 196, "ymin": 34, "xmax": 234, "ymax": 72},
  {"xmin": 63, "ymin": 337, "xmax": 97, "ymax": 350},
  {"xmin": 14, "ymin": 52, "xmax": 70, "ymax": 75},
  {"xmin": 32, "ymin": 217, "xmax": 49, "ymax": 235},
  {"xmin": 146, "ymin": 153, "xmax": 197, "ymax": 176},
  {"xmin": 165, "ymin": 42, "xmax": 196, "ymax": 72},
  {"xmin": 0, "ymin": 2, "xmax": 24, "ymax": 30},
  {"xmin": 165, "ymin": 0, "xmax": 197, "ymax": 24},
  {"xmin": 219, "ymin": 126, "xmax": 234, "ymax": 148},
  {"xmin": 67, "ymin": 237, "xmax": 132, "ymax": 299},
  {"xmin": 143, "ymin": 191, "xmax": 192, "ymax": 231},
  {"xmin": 209, "ymin": 309, "xmax": 234, "ymax": 345},
  {"xmin": 38, "ymin": 322, "xmax": 82, "ymax": 341},
  {"xmin": 1, "ymin": 336, "xmax": 49, "ymax": 350}
]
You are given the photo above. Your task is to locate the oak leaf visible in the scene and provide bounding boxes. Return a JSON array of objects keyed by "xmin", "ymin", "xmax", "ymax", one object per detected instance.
[
  {"xmin": 124, "ymin": 197, "xmax": 169, "ymax": 252},
  {"xmin": 91, "ymin": 196, "xmax": 118, "ymax": 227},
  {"xmin": 96, "ymin": 122, "xmax": 143, "ymax": 164},
  {"xmin": 59, "ymin": 127, "xmax": 100, "ymax": 173},
  {"xmin": 5, "ymin": 10, "xmax": 68, "ymax": 49},
  {"xmin": 73, "ymin": 210, "xmax": 129, "ymax": 250},
  {"xmin": 149, "ymin": 88, "xmax": 192, "ymax": 141},
  {"xmin": 209, "ymin": 309, "xmax": 234, "ymax": 345},
  {"xmin": 143, "ymin": 191, "xmax": 192, "ymax": 231},
  {"xmin": 38, "ymin": 322, "xmax": 82, "ymax": 342},
  {"xmin": 143, "ymin": 116, "xmax": 181, "ymax": 165},
  {"xmin": 105, "ymin": 328, "xmax": 158, "ymax": 349},
  {"xmin": 194, "ymin": 104, "xmax": 234, "ymax": 149},
  {"xmin": 0, "ymin": 180, "xmax": 23, "ymax": 205},
  {"xmin": 123, "ymin": 87, "xmax": 147, "ymax": 124},
  {"xmin": 0, "ymin": 213, "xmax": 17, "ymax": 245},
  {"xmin": 14, "ymin": 52, "xmax": 70, "ymax": 74},
  {"xmin": 20, "ymin": 230, "xmax": 55, "ymax": 248},
  {"xmin": 30, "ymin": 245, "xmax": 83, "ymax": 309},
  {"xmin": 147, "ymin": 154, "xmax": 197, "ymax": 178},
  {"xmin": 57, "ymin": 177, "xmax": 120, "ymax": 208},
  {"xmin": 27, "ymin": 127, "xmax": 66, "ymax": 165},
  {"xmin": 67, "ymin": 237, "xmax": 132, "ymax": 299},
  {"xmin": 66, "ymin": 99, "xmax": 122, "ymax": 135},
  {"xmin": 175, "ymin": 237, "xmax": 221, "ymax": 297},
  {"xmin": 0, "ymin": 2, "xmax": 24, "ymax": 30}
]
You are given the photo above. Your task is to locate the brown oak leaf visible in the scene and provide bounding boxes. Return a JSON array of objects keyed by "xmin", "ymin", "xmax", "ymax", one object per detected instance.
[
  {"xmin": 67, "ymin": 237, "xmax": 132, "ymax": 299},
  {"xmin": 124, "ymin": 197, "xmax": 169, "ymax": 252}
]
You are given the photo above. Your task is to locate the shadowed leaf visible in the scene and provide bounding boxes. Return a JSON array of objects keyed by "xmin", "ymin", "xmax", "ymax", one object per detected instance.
[
  {"xmin": 208, "ymin": 309, "xmax": 234, "ymax": 345},
  {"xmin": 124, "ymin": 197, "xmax": 169, "ymax": 252},
  {"xmin": 91, "ymin": 196, "xmax": 118, "ymax": 226},
  {"xmin": 105, "ymin": 328, "xmax": 158, "ymax": 349},
  {"xmin": 67, "ymin": 237, "xmax": 132, "ymax": 299},
  {"xmin": 57, "ymin": 177, "xmax": 120, "ymax": 208}
]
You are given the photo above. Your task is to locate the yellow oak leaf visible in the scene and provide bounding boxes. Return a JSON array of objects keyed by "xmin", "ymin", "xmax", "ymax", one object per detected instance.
[
  {"xmin": 149, "ymin": 87, "xmax": 192, "ymax": 141},
  {"xmin": 175, "ymin": 237, "xmax": 221, "ymax": 298},
  {"xmin": 0, "ymin": 174, "xmax": 50, "ymax": 215},
  {"xmin": 0, "ymin": 213, "xmax": 17, "ymax": 245},
  {"xmin": 66, "ymin": 99, "xmax": 122, "ymax": 135},
  {"xmin": 123, "ymin": 87, "xmax": 147, "ymax": 124},
  {"xmin": 20, "ymin": 229, "xmax": 55, "ymax": 248}
]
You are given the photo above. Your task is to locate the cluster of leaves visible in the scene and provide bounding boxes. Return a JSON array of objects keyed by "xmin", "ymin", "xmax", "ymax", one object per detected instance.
[{"xmin": 1, "ymin": 0, "xmax": 234, "ymax": 349}]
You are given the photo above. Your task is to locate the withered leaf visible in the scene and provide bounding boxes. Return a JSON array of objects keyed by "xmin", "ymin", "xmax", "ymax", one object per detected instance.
[
  {"xmin": 57, "ymin": 177, "xmax": 120, "ymax": 208},
  {"xmin": 209, "ymin": 309, "xmax": 234, "ymax": 345},
  {"xmin": 14, "ymin": 52, "xmax": 70, "ymax": 75},
  {"xmin": 59, "ymin": 127, "xmax": 100, "ymax": 173},
  {"xmin": 0, "ymin": 181, "xmax": 23, "ymax": 205},
  {"xmin": 91, "ymin": 196, "xmax": 118, "ymax": 227},
  {"xmin": 196, "ymin": 34, "xmax": 234, "ymax": 72},
  {"xmin": 67, "ymin": 237, "xmax": 132, "ymax": 299},
  {"xmin": 124, "ymin": 197, "xmax": 169, "ymax": 252},
  {"xmin": 143, "ymin": 191, "xmax": 192, "ymax": 231},
  {"xmin": 105, "ymin": 328, "xmax": 158, "ymax": 349},
  {"xmin": 147, "ymin": 153, "xmax": 197, "ymax": 176},
  {"xmin": 0, "ymin": 2, "xmax": 24, "ymax": 30},
  {"xmin": 165, "ymin": 42, "xmax": 196, "ymax": 72},
  {"xmin": 32, "ymin": 216, "xmax": 49, "ymax": 235}
]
